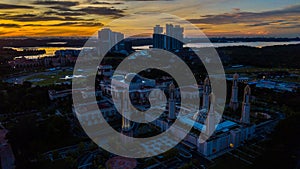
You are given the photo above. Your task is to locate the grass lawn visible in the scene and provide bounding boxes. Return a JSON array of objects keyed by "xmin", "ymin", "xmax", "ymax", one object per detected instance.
[{"xmin": 25, "ymin": 70, "xmax": 73, "ymax": 86}]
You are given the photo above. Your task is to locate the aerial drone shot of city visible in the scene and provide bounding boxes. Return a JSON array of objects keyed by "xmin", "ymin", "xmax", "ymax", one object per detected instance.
[{"xmin": 0, "ymin": 0, "xmax": 299, "ymax": 169}]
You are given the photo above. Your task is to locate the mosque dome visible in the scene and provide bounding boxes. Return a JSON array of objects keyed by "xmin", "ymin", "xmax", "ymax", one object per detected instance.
[
  {"xmin": 233, "ymin": 73, "xmax": 239, "ymax": 80},
  {"xmin": 125, "ymin": 73, "xmax": 142, "ymax": 83},
  {"xmin": 169, "ymin": 82, "xmax": 175, "ymax": 89},
  {"xmin": 204, "ymin": 77, "xmax": 210, "ymax": 85},
  {"xmin": 193, "ymin": 109, "xmax": 208, "ymax": 122},
  {"xmin": 111, "ymin": 75, "xmax": 124, "ymax": 81}
]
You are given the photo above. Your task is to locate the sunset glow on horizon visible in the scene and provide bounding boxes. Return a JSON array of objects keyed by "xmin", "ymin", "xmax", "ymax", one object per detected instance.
[{"xmin": 0, "ymin": 0, "xmax": 299, "ymax": 37}]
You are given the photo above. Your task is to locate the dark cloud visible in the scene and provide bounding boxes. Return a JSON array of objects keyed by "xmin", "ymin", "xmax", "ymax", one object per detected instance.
[
  {"xmin": 91, "ymin": 1, "xmax": 124, "ymax": 5},
  {"xmin": 280, "ymin": 24, "xmax": 300, "ymax": 29},
  {"xmin": 23, "ymin": 24, "xmax": 44, "ymax": 26},
  {"xmin": 32, "ymin": 1, "xmax": 79, "ymax": 6},
  {"xmin": 2, "ymin": 14, "xmax": 64, "ymax": 22},
  {"xmin": 0, "ymin": 3, "xmax": 34, "ymax": 9},
  {"xmin": 50, "ymin": 21, "xmax": 103, "ymax": 27},
  {"xmin": 188, "ymin": 4, "xmax": 300, "ymax": 25},
  {"xmin": 120, "ymin": 0, "xmax": 174, "ymax": 1},
  {"xmin": 50, "ymin": 22, "xmax": 79, "ymax": 26},
  {"xmin": 76, "ymin": 6, "xmax": 124, "ymax": 17},
  {"xmin": 22, "ymin": 22, "xmax": 103, "ymax": 27},
  {"xmin": 247, "ymin": 20, "xmax": 286, "ymax": 27},
  {"xmin": 64, "ymin": 16, "xmax": 94, "ymax": 21},
  {"xmin": 48, "ymin": 5, "xmax": 71, "ymax": 11},
  {"xmin": 43, "ymin": 11, "xmax": 57, "ymax": 15},
  {"xmin": 0, "ymin": 31, "xmax": 15, "ymax": 35},
  {"xmin": 44, "ymin": 10, "xmax": 86, "ymax": 16},
  {"xmin": 1, "ymin": 13, "xmax": 90, "ymax": 22},
  {"xmin": 47, "ymin": 5, "xmax": 125, "ymax": 18},
  {"xmin": 232, "ymin": 8, "xmax": 240, "ymax": 12},
  {"xmin": 247, "ymin": 22, "xmax": 271, "ymax": 27},
  {"xmin": 0, "ymin": 23, "xmax": 20, "ymax": 28},
  {"xmin": 58, "ymin": 11, "xmax": 86, "ymax": 16},
  {"xmin": 79, "ymin": 22, "xmax": 103, "ymax": 27}
]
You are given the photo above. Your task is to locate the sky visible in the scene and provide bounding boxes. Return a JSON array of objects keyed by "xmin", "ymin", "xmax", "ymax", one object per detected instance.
[{"xmin": 0, "ymin": 0, "xmax": 299, "ymax": 37}]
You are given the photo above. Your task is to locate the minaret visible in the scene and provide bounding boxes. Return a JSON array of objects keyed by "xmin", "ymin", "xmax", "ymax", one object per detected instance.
[
  {"xmin": 121, "ymin": 90, "xmax": 131, "ymax": 131},
  {"xmin": 120, "ymin": 89, "xmax": 133, "ymax": 144},
  {"xmin": 206, "ymin": 93, "xmax": 216, "ymax": 136},
  {"xmin": 240, "ymin": 85, "xmax": 251, "ymax": 124},
  {"xmin": 168, "ymin": 82, "xmax": 176, "ymax": 120},
  {"xmin": 230, "ymin": 73, "xmax": 239, "ymax": 111},
  {"xmin": 202, "ymin": 77, "xmax": 211, "ymax": 109}
]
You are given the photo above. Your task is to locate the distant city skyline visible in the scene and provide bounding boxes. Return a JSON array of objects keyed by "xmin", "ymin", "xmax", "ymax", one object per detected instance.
[{"xmin": 0, "ymin": 0, "xmax": 299, "ymax": 37}]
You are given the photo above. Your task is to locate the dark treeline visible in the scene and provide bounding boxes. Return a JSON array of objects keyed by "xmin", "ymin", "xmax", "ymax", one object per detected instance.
[
  {"xmin": 186, "ymin": 37, "xmax": 300, "ymax": 43},
  {"xmin": 0, "ymin": 82, "xmax": 71, "ymax": 114},
  {"xmin": 217, "ymin": 44, "xmax": 300, "ymax": 68},
  {"xmin": 0, "ymin": 38, "xmax": 89, "ymax": 48},
  {"xmin": 253, "ymin": 114, "xmax": 300, "ymax": 169}
]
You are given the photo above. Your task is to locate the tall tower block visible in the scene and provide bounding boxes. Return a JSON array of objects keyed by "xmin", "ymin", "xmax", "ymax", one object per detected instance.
[
  {"xmin": 202, "ymin": 77, "xmax": 211, "ymax": 109},
  {"xmin": 230, "ymin": 73, "xmax": 239, "ymax": 111},
  {"xmin": 153, "ymin": 25, "xmax": 164, "ymax": 49},
  {"xmin": 240, "ymin": 85, "xmax": 251, "ymax": 124},
  {"xmin": 168, "ymin": 83, "xmax": 176, "ymax": 120}
]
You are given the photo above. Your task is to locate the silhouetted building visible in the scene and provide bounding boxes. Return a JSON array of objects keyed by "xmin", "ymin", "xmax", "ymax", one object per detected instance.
[
  {"xmin": 166, "ymin": 24, "xmax": 184, "ymax": 50},
  {"xmin": 152, "ymin": 24, "xmax": 184, "ymax": 51},
  {"xmin": 98, "ymin": 28, "xmax": 124, "ymax": 55}
]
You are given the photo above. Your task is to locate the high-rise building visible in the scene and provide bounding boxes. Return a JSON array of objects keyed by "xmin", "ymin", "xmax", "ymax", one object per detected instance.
[
  {"xmin": 229, "ymin": 73, "xmax": 239, "ymax": 111},
  {"xmin": 113, "ymin": 32, "xmax": 125, "ymax": 51},
  {"xmin": 202, "ymin": 77, "xmax": 211, "ymax": 109},
  {"xmin": 165, "ymin": 24, "xmax": 173, "ymax": 50},
  {"xmin": 152, "ymin": 24, "xmax": 184, "ymax": 51},
  {"xmin": 166, "ymin": 24, "xmax": 184, "ymax": 50},
  {"xmin": 240, "ymin": 85, "xmax": 251, "ymax": 124},
  {"xmin": 98, "ymin": 28, "xmax": 124, "ymax": 55},
  {"xmin": 171, "ymin": 25, "xmax": 184, "ymax": 50},
  {"xmin": 154, "ymin": 25, "xmax": 163, "ymax": 34},
  {"xmin": 153, "ymin": 25, "xmax": 165, "ymax": 49},
  {"xmin": 168, "ymin": 82, "xmax": 176, "ymax": 120}
]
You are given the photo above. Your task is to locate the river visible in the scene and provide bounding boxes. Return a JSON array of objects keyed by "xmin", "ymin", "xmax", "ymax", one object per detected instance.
[{"xmin": 9, "ymin": 41, "xmax": 300, "ymax": 59}]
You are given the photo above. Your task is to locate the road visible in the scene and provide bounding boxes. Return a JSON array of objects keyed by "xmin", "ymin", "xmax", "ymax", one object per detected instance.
[{"xmin": 78, "ymin": 150, "xmax": 99, "ymax": 169}]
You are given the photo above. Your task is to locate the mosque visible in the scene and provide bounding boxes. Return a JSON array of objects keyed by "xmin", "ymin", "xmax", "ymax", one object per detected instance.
[
  {"xmin": 145, "ymin": 74, "xmax": 255, "ymax": 159},
  {"xmin": 74, "ymin": 67, "xmax": 256, "ymax": 159}
]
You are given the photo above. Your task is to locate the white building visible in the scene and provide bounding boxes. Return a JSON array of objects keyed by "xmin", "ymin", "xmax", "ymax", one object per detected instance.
[
  {"xmin": 98, "ymin": 28, "xmax": 124, "ymax": 55},
  {"xmin": 73, "ymin": 100, "xmax": 118, "ymax": 126},
  {"xmin": 153, "ymin": 24, "xmax": 184, "ymax": 50}
]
